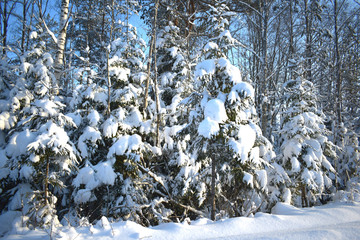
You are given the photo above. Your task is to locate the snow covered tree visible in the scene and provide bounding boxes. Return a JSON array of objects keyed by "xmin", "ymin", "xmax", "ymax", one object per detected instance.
[
  {"xmin": 66, "ymin": 81, "xmax": 107, "ymax": 223},
  {"xmin": 0, "ymin": 55, "xmax": 18, "ymax": 138},
  {"xmin": 166, "ymin": 0, "xmax": 278, "ymax": 221},
  {"xmin": 68, "ymin": 17, "xmax": 170, "ymax": 225},
  {"xmin": 54, "ymin": 0, "xmax": 70, "ymax": 87},
  {"xmin": 0, "ymin": 34, "xmax": 79, "ymax": 227},
  {"xmin": 156, "ymin": 21, "xmax": 192, "ymax": 107},
  {"xmin": 278, "ymin": 77, "xmax": 337, "ymax": 207},
  {"xmin": 154, "ymin": 18, "xmax": 195, "ymax": 200},
  {"xmin": 336, "ymin": 127, "xmax": 360, "ymax": 186}
]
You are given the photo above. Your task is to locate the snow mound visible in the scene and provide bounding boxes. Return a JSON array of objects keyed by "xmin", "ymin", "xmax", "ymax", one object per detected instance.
[
  {"xmin": 228, "ymin": 82, "xmax": 255, "ymax": 102},
  {"xmin": 228, "ymin": 124, "xmax": 257, "ymax": 163},
  {"xmin": 34, "ymin": 99, "xmax": 62, "ymax": 116},
  {"xmin": 3, "ymin": 201, "xmax": 360, "ymax": 239},
  {"xmin": 217, "ymin": 58, "xmax": 242, "ymax": 84},
  {"xmin": 271, "ymin": 202, "xmax": 304, "ymax": 215},
  {"xmin": 107, "ymin": 134, "xmax": 143, "ymax": 158},
  {"xmin": 6, "ymin": 129, "xmax": 35, "ymax": 157},
  {"xmin": 198, "ymin": 99, "xmax": 228, "ymax": 138},
  {"xmin": 204, "ymin": 99, "xmax": 227, "ymax": 123},
  {"xmin": 198, "ymin": 99, "xmax": 227, "ymax": 139},
  {"xmin": 198, "ymin": 117, "xmax": 220, "ymax": 139},
  {"xmin": 195, "ymin": 58, "xmax": 242, "ymax": 85},
  {"xmin": 195, "ymin": 59, "xmax": 216, "ymax": 78}
]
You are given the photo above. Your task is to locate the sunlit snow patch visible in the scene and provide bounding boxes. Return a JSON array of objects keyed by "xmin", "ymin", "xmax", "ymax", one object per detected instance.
[{"xmin": 198, "ymin": 99, "xmax": 227, "ymax": 138}]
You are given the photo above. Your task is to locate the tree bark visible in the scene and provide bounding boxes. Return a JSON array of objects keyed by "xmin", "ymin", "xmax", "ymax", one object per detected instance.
[
  {"xmin": 2, "ymin": 0, "xmax": 8, "ymax": 56},
  {"xmin": 106, "ymin": 0, "xmax": 115, "ymax": 116},
  {"xmin": 44, "ymin": 155, "xmax": 50, "ymax": 204},
  {"xmin": 143, "ymin": 35, "xmax": 154, "ymax": 114},
  {"xmin": 288, "ymin": 0, "xmax": 295, "ymax": 80},
  {"xmin": 259, "ymin": 0, "xmax": 269, "ymax": 139},
  {"xmin": 21, "ymin": 0, "xmax": 27, "ymax": 53},
  {"xmin": 25, "ymin": 0, "xmax": 34, "ymax": 51},
  {"xmin": 143, "ymin": 0, "xmax": 161, "ymax": 146},
  {"xmin": 144, "ymin": 0, "xmax": 160, "ymax": 116},
  {"xmin": 334, "ymin": 0, "xmax": 342, "ymax": 126},
  {"xmin": 304, "ymin": 0, "xmax": 312, "ymax": 82},
  {"xmin": 153, "ymin": 0, "xmax": 161, "ymax": 147},
  {"xmin": 333, "ymin": 1, "xmax": 343, "ymax": 191},
  {"xmin": 211, "ymin": 156, "xmax": 216, "ymax": 221},
  {"xmin": 301, "ymin": 184, "xmax": 308, "ymax": 207},
  {"xmin": 54, "ymin": 0, "xmax": 69, "ymax": 87}
]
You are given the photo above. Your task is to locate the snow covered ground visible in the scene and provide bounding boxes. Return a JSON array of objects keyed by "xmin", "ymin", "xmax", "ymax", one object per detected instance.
[{"xmin": 2, "ymin": 196, "xmax": 360, "ymax": 240}]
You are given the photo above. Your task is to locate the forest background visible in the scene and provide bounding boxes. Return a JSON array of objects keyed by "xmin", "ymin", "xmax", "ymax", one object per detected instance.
[{"xmin": 0, "ymin": 0, "xmax": 359, "ymax": 230}]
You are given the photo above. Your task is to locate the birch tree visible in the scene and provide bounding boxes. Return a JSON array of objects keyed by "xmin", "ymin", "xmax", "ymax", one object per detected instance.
[{"xmin": 54, "ymin": 0, "xmax": 69, "ymax": 88}]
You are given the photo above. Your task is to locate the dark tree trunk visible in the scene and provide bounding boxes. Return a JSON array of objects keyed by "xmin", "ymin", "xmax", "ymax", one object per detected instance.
[
  {"xmin": 44, "ymin": 155, "xmax": 50, "ymax": 204},
  {"xmin": 2, "ymin": 0, "xmax": 8, "ymax": 56},
  {"xmin": 211, "ymin": 156, "xmax": 216, "ymax": 221},
  {"xmin": 304, "ymin": 0, "xmax": 312, "ymax": 82},
  {"xmin": 301, "ymin": 185, "xmax": 308, "ymax": 207},
  {"xmin": 21, "ymin": 0, "xmax": 27, "ymax": 53}
]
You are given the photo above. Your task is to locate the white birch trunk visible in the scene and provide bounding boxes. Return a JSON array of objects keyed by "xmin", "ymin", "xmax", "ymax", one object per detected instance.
[{"xmin": 54, "ymin": 0, "xmax": 69, "ymax": 87}]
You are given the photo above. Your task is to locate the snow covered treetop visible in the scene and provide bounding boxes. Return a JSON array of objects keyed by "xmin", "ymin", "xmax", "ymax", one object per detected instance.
[
  {"xmin": 195, "ymin": 57, "xmax": 242, "ymax": 95},
  {"xmin": 228, "ymin": 82, "xmax": 255, "ymax": 103}
]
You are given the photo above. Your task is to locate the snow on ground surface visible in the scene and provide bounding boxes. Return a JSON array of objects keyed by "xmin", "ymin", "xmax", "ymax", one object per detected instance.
[{"xmin": 2, "ymin": 200, "xmax": 360, "ymax": 240}]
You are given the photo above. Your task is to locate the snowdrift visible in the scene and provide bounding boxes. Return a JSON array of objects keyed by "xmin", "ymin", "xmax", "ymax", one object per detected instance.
[{"xmin": 2, "ymin": 200, "xmax": 360, "ymax": 240}]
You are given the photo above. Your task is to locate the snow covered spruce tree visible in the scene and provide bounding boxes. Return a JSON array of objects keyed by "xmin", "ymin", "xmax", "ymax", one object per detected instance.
[
  {"xmin": 0, "ymin": 47, "xmax": 26, "ymax": 213},
  {"xmin": 66, "ymin": 79, "xmax": 108, "ymax": 224},
  {"xmin": 278, "ymin": 77, "xmax": 337, "ymax": 207},
  {"xmin": 154, "ymin": 16, "xmax": 194, "ymax": 188},
  {"xmin": 167, "ymin": 0, "xmax": 278, "ymax": 221},
  {"xmin": 336, "ymin": 128, "xmax": 360, "ymax": 186},
  {"xmin": 156, "ymin": 20, "xmax": 192, "ymax": 108},
  {"xmin": 103, "ymin": 20, "xmax": 167, "ymax": 225},
  {"xmin": 0, "ymin": 55, "xmax": 19, "ymax": 147},
  {"xmin": 0, "ymin": 34, "xmax": 79, "ymax": 227},
  {"xmin": 156, "ymin": 18, "xmax": 194, "ymax": 155},
  {"xmin": 70, "ymin": 17, "xmax": 170, "ymax": 226}
]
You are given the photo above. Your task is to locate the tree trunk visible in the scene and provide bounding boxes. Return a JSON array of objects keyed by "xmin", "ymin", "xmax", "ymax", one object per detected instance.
[
  {"xmin": 101, "ymin": 0, "xmax": 106, "ymax": 42},
  {"xmin": 153, "ymin": 0, "xmax": 161, "ymax": 147},
  {"xmin": 143, "ymin": 34, "xmax": 154, "ymax": 114},
  {"xmin": 85, "ymin": 4, "xmax": 91, "ymax": 86},
  {"xmin": 144, "ymin": 0, "xmax": 160, "ymax": 121},
  {"xmin": 21, "ymin": 0, "xmax": 27, "ymax": 53},
  {"xmin": 288, "ymin": 0, "xmax": 295, "ymax": 80},
  {"xmin": 44, "ymin": 155, "xmax": 50, "ymax": 204},
  {"xmin": 333, "ymin": 0, "xmax": 342, "ymax": 191},
  {"xmin": 211, "ymin": 156, "xmax": 216, "ymax": 221},
  {"xmin": 260, "ymin": 0, "xmax": 269, "ymax": 139},
  {"xmin": 54, "ymin": 0, "xmax": 69, "ymax": 87},
  {"xmin": 144, "ymin": 0, "xmax": 161, "ymax": 146},
  {"xmin": 334, "ymin": 0, "xmax": 342, "ymax": 127},
  {"xmin": 304, "ymin": 0, "xmax": 312, "ymax": 82},
  {"xmin": 126, "ymin": 0, "xmax": 129, "ymax": 58},
  {"xmin": 106, "ymin": 0, "xmax": 115, "ymax": 116},
  {"xmin": 2, "ymin": 0, "xmax": 8, "ymax": 56},
  {"xmin": 301, "ymin": 184, "xmax": 308, "ymax": 207},
  {"xmin": 25, "ymin": 0, "xmax": 34, "ymax": 51}
]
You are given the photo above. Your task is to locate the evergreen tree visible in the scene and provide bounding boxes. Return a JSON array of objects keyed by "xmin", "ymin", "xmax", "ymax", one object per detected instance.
[
  {"xmin": 156, "ymin": 21, "xmax": 192, "ymax": 107},
  {"xmin": 155, "ymin": 18, "xmax": 193, "ymax": 178},
  {"xmin": 337, "ymin": 127, "xmax": 360, "ymax": 186},
  {"xmin": 167, "ymin": 0, "xmax": 278, "ymax": 220},
  {"xmin": 278, "ymin": 76, "xmax": 336, "ymax": 207},
  {"xmin": 69, "ymin": 18, "xmax": 170, "ymax": 225},
  {"xmin": 0, "ymin": 34, "xmax": 79, "ymax": 227}
]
